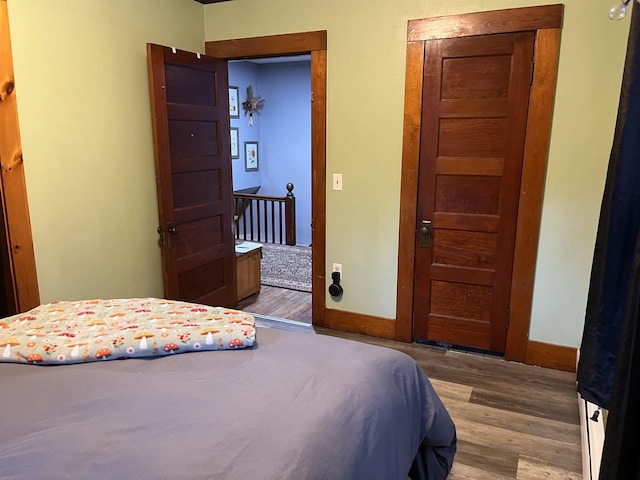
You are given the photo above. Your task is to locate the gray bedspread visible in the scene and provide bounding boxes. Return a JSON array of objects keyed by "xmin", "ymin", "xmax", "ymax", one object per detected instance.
[{"xmin": 0, "ymin": 326, "xmax": 455, "ymax": 479}]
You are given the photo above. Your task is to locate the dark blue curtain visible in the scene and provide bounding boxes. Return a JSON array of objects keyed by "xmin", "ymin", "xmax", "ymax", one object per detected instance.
[
  {"xmin": 576, "ymin": 4, "xmax": 640, "ymax": 410},
  {"xmin": 575, "ymin": 4, "xmax": 640, "ymax": 478}
]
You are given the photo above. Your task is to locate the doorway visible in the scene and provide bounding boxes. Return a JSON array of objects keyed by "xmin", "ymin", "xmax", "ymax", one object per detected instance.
[
  {"xmin": 395, "ymin": 6, "xmax": 563, "ymax": 362},
  {"xmin": 228, "ymin": 55, "xmax": 313, "ymax": 323},
  {"xmin": 206, "ymin": 31, "xmax": 327, "ymax": 327}
]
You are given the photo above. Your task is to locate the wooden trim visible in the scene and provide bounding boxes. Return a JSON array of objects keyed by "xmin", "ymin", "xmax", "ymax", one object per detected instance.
[
  {"xmin": 526, "ymin": 340, "xmax": 577, "ymax": 373},
  {"xmin": 395, "ymin": 40, "xmax": 425, "ymax": 343},
  {"xmin": 408, "ymin": 4, "xmax": 563, "ymax": 41},
  {"xmin": 310, "ymin": 49, "xmax": 327, "ymax": 327},
  {"xmin": 506, "ymin": 28, "xmax": 562, "ymax": 363},
  {"xmin": 205, "ymin": 31, "xmax": 327, "ymax": 326},
  {"xmin": 205, "ymin": 31, "xmax": 326, "ymax": 59},
  {"xmin": 325, "ymin": 308, "xmax": 396, "ymax": 340},
  {"xmin": 0, "ymin": 0, "xmax": 40, "ymax": 313},
  {"xmin": 395, "ymin": 7, "xmax": 564, "ymax": 364}
]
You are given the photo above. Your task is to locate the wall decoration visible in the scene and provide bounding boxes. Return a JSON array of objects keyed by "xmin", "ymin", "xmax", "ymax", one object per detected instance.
[
  {"xmin": 230, "ymin": 127, "xmax": 239, "ymax": 159},
  {"xmin": 244, "ymin": 141, "xmax": 259, "ymax": 172},
  {"xmin": 229, "ymin": 86, "xmax": 240, "ymax": 118},
  {"xmin": 241, "ymin": 84, "xmax": 265, "ymax": 126}
]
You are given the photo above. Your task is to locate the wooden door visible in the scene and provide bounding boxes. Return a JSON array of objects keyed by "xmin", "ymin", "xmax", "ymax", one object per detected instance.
[
  {"xmin": 147, "ymin": 44, "xmax": 236, "ymax": 307},
  {"xmin": 412, "ymin": 32, "xmax": 535, "ymax": 353}
]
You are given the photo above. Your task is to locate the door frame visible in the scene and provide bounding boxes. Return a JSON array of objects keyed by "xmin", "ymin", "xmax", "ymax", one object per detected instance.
[
  {"xmin": 205, "ymin": 31, "xmax": 327, "ymax": 326},
  {"xmin": 395, "ymin": 5, "xmax": 563, "ymax": 363},
  {"xmin": 0, "ymin": 0, "xmax": 40, "ymax": 314}
]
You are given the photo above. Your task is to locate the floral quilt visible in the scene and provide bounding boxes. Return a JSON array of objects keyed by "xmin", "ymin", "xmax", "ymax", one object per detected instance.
[{"xmin": 0, "ymin": 298, "xmax": 256, "ymax": 365}]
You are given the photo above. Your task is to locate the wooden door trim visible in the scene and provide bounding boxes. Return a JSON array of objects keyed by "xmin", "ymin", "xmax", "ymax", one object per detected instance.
[
  {"xmin": 507, "ymin": 27, "xmax": 562, "ymax": 363},
  {"xmin": 205, "ymin": 31, "xmax": 327, "ymax": 326},
  {"xmin": 0, "ymin": 0, "xmax": 40, "ymax": 314},
  {"xmin": 204, "ymin": 31, "xmax": 326, "ymax": 58},
  {"xmin": 396, "ymin": 5, "xmax": 563, "ymax": 364},
  {"xmin": 407, "ymin": 4, "xmax": 563, "ymax": 41}
]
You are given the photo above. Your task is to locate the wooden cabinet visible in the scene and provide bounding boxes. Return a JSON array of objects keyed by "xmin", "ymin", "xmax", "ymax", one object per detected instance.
[{"xmin": 236, "ymin": 242, "xmax": 262, "ymax": 301}]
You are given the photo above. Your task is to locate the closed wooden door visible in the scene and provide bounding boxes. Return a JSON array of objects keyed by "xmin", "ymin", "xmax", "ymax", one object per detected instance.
[
  {"xmin": 412, "ymin": 32, "xmax": 535, "ymax": 353},
  {"xmin": 147, "ymin": 44, "xmax": 236, "ymax": 307}
]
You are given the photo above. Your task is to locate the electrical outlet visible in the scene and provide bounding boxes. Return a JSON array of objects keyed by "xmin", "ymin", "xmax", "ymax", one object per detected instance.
[{"xmin": 332, "ymin": 263, "xmax": 342, "ymax": 277}]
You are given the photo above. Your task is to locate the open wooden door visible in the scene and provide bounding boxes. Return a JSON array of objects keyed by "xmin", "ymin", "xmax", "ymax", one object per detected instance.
[
  {"xmin": 412, "ymin": 32, "xmax": 535, "ymax": 353},
  {"xmin": 147, "ymin": 44, "xmax": 236, "ymax": 307}
]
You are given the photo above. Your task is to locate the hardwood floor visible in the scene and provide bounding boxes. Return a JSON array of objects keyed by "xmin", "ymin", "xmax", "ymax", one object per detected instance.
[
  {"xmin": 239, "ymin": 284, "xmax": 312, "ymax": 323},
  {"xmin": 244, "ymin": 285, "xmax": 582, "ymax": 479},
  {"xmin": 324, "ymin": 329, "xmax": 582, "ymax": 479}
]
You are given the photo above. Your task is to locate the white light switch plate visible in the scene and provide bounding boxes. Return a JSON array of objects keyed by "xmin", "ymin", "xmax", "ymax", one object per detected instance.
[{"xmin": 333, "ymin": 173, "xmax": 343, "ymax": 191}]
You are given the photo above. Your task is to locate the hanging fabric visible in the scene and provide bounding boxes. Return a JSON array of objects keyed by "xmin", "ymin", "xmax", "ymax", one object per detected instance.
[
  {"xmin": 575, "ymin": 4, "xmax": 640, "ymax": 478},
  {"xmin": 600, "ymin": 234, "xmax": 640, "ymax": 478},
  {"xmin": 576, "ymin": 4, "xmax": 640, "ymax": 411}
]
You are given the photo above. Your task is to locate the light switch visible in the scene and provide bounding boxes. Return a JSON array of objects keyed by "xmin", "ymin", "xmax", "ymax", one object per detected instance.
[{"xmin": 333, "ymin": 173, "xmax": 343, "ymax": 191}]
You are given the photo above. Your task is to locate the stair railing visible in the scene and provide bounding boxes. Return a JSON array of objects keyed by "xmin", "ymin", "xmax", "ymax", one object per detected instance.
[{"xmin": 233, "ymin": 183, "xmax": 296, "ymax": 246}]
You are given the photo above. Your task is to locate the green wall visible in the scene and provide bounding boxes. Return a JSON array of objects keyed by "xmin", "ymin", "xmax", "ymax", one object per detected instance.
[
  {"xmin": 205, "ymin": 0, "xmax": 630, "ymax": 348},
  {"xmin": 8, "ymin": 0, "xmax": 205, "ymax": 302},
  {"xmin": 6, "ymin": 0, "xmax": 632, "ymax": 348}
]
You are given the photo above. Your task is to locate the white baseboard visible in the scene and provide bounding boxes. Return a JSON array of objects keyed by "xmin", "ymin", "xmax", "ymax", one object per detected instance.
[{"xmin": 579, "ymin": 394, "xmax": 605, "ymax": 480}]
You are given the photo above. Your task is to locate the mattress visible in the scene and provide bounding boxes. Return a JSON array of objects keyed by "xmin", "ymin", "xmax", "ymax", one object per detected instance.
[{"xmin": 0, "ymin": 320, "xmax": 456, "ymax": 479}]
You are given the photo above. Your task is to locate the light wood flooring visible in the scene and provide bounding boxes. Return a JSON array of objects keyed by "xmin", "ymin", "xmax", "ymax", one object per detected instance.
[
  {"xmin": 239, "ymin": 284, "xmax": 312, "ymax": 323},
  {"xmin": 243, "ymin": 285, "xmax": 583, "ymax": 479}
]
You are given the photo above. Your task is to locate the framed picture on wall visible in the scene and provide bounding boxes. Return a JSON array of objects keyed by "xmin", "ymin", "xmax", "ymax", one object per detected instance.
[
  {"xmin": 230, "ymin": 127, "xmax": 239, "ymax": 159},
  {"xmin": 229, "ymin": 86, "xmax": 240, "ymax": 118},
  {"xmin": 244, "ymin": 141, "xmax": 259, "ymax": 172}
]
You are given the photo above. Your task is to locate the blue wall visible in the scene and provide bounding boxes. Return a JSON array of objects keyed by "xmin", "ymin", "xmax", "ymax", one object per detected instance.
[
  {"xmin": 229, "ymin": 60, "xmax": 311, "ymax": 246},
  {"xmin": 229, "ymin": 61, "xmax": 262, "ymax": 190}
]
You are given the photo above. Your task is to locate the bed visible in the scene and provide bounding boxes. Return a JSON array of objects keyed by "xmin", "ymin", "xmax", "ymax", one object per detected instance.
[{"xmin": 0, "ymin": 298, "xmax": 456, "ymax": 479}]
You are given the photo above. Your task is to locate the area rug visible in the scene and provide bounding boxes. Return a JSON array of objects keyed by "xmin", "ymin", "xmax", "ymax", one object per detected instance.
[{"xmin": 260, "ymin": 243, "xmax": 312, "ymax": 292}]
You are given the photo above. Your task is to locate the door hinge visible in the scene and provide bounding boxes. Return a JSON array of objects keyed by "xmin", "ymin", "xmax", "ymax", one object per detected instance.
[
  {"xmin": 157, "ymin": 225, "xmax": 165, "ymax": 247},
  {"xmin": 506, "ymin": 309, "xmax": 511, "ymax": 329},
  {"xmin": 157, "ymin": 222, "xmax": 177, "ymax": 248}
]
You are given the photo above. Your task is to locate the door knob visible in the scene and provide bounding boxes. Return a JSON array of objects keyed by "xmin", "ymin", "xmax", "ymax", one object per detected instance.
[
  {"xmin": 167, "ymin": 222, "xmax": 177, "ymax": 248},
  {"xmin": 420, "ymin": 220, "xmax": 432, "ymax": 248}
]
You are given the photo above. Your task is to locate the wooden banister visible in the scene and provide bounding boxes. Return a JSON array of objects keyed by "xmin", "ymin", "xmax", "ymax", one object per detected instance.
[{"xmin": 234, "ymin": 183, "xmax": 296, "ymax": 245}]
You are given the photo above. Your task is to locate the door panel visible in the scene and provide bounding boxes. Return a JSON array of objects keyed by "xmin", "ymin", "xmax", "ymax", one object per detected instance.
[
  {"xmin": 433, "ymin": 230, "xmax": 497, "ymax": 269},
  {"xmin": 435, "ymin": 175, "xmax": 501, "ymax": 214},
  {"xmin": 147, "ymin": 44, "xmax": 236, "ymax": 307},
  {"xmin": 164, "ymin": 64, "xmax": 217, "ymax": 105},
  {"xmin": 439, "ymin": 119, "xmax": 507, "ymax": 156},
  {"xmin": 412, "ymin": 32, "xmax": 535, "ymax": 353},
  {"xmin": 168, "ymin": 121, "xmax": 219, "ymax": 156}
]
